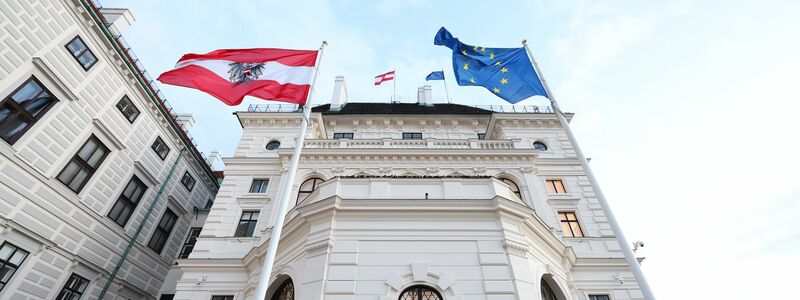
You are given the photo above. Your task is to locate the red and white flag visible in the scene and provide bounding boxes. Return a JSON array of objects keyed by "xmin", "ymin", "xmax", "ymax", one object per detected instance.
[
  {"xmin": 374, "ymin": 70, "xmax": 395, "ymax": 86},
  {"xmin": 157, "ymin": 48, "xmax": 318, "ymax": 106}
]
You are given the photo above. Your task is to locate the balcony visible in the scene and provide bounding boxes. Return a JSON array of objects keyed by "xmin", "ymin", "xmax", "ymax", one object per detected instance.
[{"xmin": 303, "ymin": 138, "xmax": 516, "ymax": 150}]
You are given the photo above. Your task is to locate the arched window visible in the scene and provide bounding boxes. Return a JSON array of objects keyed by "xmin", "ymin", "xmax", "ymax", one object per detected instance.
[
  {"xmin": 271, "ymin": 279, "xmax": 294, "ymax": 300},
  {"xmin": 399, "ymin": 285, "xmax": 442, "ymax": 300},
  {"xmin": 541, "ymin": 278, "xmax": 557, "ymax": 300},
  {"xmin": 499, "ymin": 178, "xmax": 522, "ymax": 200},
  {"xmin": 297, "ymin": 177, "xmax": 324, "ymax": 203}
]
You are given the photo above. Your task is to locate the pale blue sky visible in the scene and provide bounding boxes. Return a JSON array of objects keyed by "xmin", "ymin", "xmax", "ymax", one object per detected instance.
[{"xmin": 105, "ymin": 0, "xmax": 800, "ymax": 298}]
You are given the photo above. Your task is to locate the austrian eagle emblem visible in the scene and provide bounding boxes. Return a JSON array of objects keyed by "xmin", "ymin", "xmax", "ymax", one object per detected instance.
[{"xmin": 228, "ymin": 62, "xmax": 265, "ymax": 84}]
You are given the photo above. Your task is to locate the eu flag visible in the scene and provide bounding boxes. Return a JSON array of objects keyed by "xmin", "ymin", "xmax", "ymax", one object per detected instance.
[
  {"xmin": 434, "ymin": 27, "xmax": 548, "ymax": 103},
  {"xmin": 426, "ymin": 71, "xmax": 445, "ymax": 81}
]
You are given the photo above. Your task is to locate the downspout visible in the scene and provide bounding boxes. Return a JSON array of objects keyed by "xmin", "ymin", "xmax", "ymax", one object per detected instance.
[{"xmin": 98, "ymin": 148, "xmax": 185, "ymax": 299}]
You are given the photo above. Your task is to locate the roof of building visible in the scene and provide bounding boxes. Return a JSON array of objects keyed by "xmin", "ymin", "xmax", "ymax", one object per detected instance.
[{"xmin": 312, "ymin": 103, "xmax": 494, "ymax": 115}]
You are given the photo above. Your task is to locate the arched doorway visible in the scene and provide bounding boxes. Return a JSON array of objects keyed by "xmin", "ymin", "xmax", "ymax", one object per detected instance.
[
  {"xmin": 269, "ymin": 278, "xmax": 294, "ymax": 300},
  {"xmin": 399, "ymin": 285, "xmax": 443, "ymax": 300}
]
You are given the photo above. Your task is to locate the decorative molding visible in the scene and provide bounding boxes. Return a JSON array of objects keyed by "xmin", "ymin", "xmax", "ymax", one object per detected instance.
[
  {"xmin": 133, "ymin": 161, "xmax": 158, "ymax": 186},
  {"xmin": 502, "ymin": 239, "xmax": 530, "ymax": 257},
  {"xmin": 304, "ymin": 240, "xmax": 334, "ymax": 256},
  {"xmin": 91, "ymin": 119, "xmax": 126, "ymax": 150},
  {"xmin": 31, "ymin": 57, "xmax": 79, "ymax": 101}
]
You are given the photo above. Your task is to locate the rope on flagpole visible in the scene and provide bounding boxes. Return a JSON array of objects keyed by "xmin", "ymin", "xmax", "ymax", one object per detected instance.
[
  {"xmin": 521, "ymin": 39, "xmax": 657, "ymax": 300},
  {"xmin": 253, "ymin": 40, "xmax": 327, "ymax": 300}
]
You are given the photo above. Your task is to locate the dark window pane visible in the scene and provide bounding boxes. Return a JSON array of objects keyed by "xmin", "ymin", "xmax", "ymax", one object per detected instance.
[
  {"xmin": 181, "ymin": 172, "xmax": 195, "ymax": 191},
  {"xmin": 10, "ymin": 80, "xmax": 44, "ymax": 104},
  {"xmin": 0, "ymin": 115, "xmax": 29, "ymax": 142},
  {"xmin": 0, "ymin": 242, "xmax": 29, "ymax": 293},
  {"xmin": 65, "ymin": 36, "xmax": 97, "ymax": 71},
  {"xmin": 108, "ymin": 176, "xmax": 147, "ymax": 227},
  {"xmin": 116, "ymin": 96, "xmax": 140, "ymax": 123},
  {"xmin": 1, "ymin": 77, "xmax": 58, "ymax": 144},
  {"xmin": 56, "ymin": 273, "xmax": 89, "ymax": 300},
  {"xmin": 234, "ymin": 210, "xmax": 259, "ymax": 237}
]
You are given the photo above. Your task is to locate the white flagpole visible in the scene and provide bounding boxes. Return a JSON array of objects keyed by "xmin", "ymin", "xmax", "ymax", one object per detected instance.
[
  {"xmin": 521, "ymin": 40, "xmax": 656, "ymax": 300},
  {"xmin": 392, "ymin": 68, "xmax": 397, "ymax": 102},
  {"xmin": 441, "ymin": 69, "xmax": 451, "ymax": 103},
  {"xmin": 253, "ymin": 40, "xmax": 327, "ymax": 300}
]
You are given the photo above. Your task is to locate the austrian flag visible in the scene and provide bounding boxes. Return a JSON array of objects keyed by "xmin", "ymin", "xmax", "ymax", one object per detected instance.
[
  {"xmin": 157, "ymin": 48, "xmax": 318, "ymax": 106},
  {"xmin": 374, "ymin": 70, "xmax": 395, "ymax": 86}
]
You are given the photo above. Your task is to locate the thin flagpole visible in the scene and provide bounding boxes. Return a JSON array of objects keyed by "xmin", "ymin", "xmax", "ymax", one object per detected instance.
[
  {"xmin": 441, "ymin": 69, "xmax": 451, "ymax": 103},
  {"xmin": 392, "ymin": 68, "xmax": 397, "ymax": 102},
  {"xmin": 521, "ymin": 39, "xmax": 656, "ymax": 300},
  {"xmin": 253, "ymin": 40, "xmax": 327, "ymax": 300}
]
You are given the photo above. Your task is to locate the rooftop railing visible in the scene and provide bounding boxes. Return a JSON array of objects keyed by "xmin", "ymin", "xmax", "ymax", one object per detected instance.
[
  {"xmin": 246, "ymin": 103, "xmax": 553, "ymax": 114},
  {"xmin": 304, "ymin": 138, "xmax": 516, "ymax": 150}
]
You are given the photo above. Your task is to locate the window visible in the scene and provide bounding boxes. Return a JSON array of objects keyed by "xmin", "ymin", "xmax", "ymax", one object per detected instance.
[
  {"xmin": 56, "ymin": 273, "xmax": 90, "ymax": 300},
  {"xmin": 589, "ymin": 295, "xmax": 610, "ymax": 300},
  {"xmin": 545, "ymin": 179, "xmax": 567, "ymax": 194},
  {"xmin": 148, "ymin": 209, "xmax": 178, "ymax": 253},
  {"xmin": 180, "ymin": 171, "xmax": 195, "ymax": 192},
  {"xmin": 204, "ymin": 199, "xmax": 214, "ymax": 209},
  {"xmin": 212, "ymin": 296, "xmax": 234, "ymax": 300},
  {"xmin": 249, "ymin": 179, "xmax": 269, "ymax": 193},
  {"xmin": 159, "ymin": 295, "xmax": 175, "ymax": 300},
  {"xmin": 57, "ymin": 135, "xmax": 110, "ymax": 193},
  {"xmin": 270, "ymin": 279, "xmax": 294, "ymax": 300},
  {"xmin": 558, "ymin": 211, "xmax": 584, "ymax": 237},
  {"xmin": 499, "ymin": 178, "xmax": 522, "ymax": 200},
  {"xmin": 234, "ymin": 210, "xmax": 259, "ymax": 237},
  {"xmin": 297, "ymin": 177, "xmax": 323, "ymax": 203},
  {"xmin": 533, "ymin": 141, "xmax": 548, "ymax": 151},
  {"xmin": 178, "ymin": 227, "xmax": 202, "ymax": 259},
  {"xmin": 266, "ymin": 140, "xmax": 281, "ymax": 150},
  {"xmin": 398, "ymin": 285, "xmax": 442, "ymax": 300},
  {"xmin": 108, "ymin": 176, "xmax": 147, "ymax": 227},
  {"xmin": 65, "ymin": 36, "xmax": 97, "ymax": 70},
  {"xmin": 541, "ymin": 278, "xmax": 558, "ymax": 300},
  {"xmin": 477, "ymin": 133, "xmax": 486, "ymax": 140},
  {"xmin": 0, "ymin": 242, "xmax": 29, "ymax": 293},
  {"xmin": 402, "ymin": 132, "xmax": 423, "ymax": 140},
  {"xmin": 0, "ymin": 77, "xmax": 58, "ymax": 144},
  {"xmin": 151, "ymin": 136, "xmax": 170, "ymax": 160},
  {"xmin": 115, "ymin": 96, "xmax": 140, "ymax": 123},
  {"xmin": 333, "ymin": 132, "xmax": 354, "ymax": 139}
]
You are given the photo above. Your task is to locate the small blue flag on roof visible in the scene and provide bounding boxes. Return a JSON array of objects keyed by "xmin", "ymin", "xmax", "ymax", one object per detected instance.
[
  {"xmin": 425, "ymin": 71, "xmax": 445, "ymax": 81},
  {"xmin": 433, "ymin": 27, "xmax": 549, "ymax": 103}
]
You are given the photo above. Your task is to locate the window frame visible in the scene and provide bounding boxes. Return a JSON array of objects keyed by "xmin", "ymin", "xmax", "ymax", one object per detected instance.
[
  {"xmin": 249, "ymin": 179, "xmax": 269, "ymax": 193},
  {"xmin": 477, "ymin": 133, "xmax": 486, "ymax": 140},
  {"xmin": 402, "ymin": 132, "xmax": 423, "ymax": 140},
  {"xmin": 147, "ymin": 208, "xmax": 178, "ymax": 254},
  {"xmin": 56, "ymin": 273, "xmax": 90, "ymax": 300},
  {"xmin": 297, "ymin": 177, "xmax": 324, "ymax": 204},
  {"xmin": 333, "ymin": 132, "xmax": 354, "ymax": 139},
  {"xmin": 180, "ymin": 171, "xmax": 195, "ymax": 192},
  {"xmin": 211, "ymin": 296, "xmax": 235, "ymax": 300},
  {"xmin": 151, "ymin": 136, "xmax": 170, "ymax": 160},
  {"xmin": 234, "ymin": 210, "xmax": 260, "ymax": 237},
  {"xmin": 558, "ymin": 211, "xmax": 585, "ymax": 237},
  {"xmin": 115, "ymin": 95, "xmax": 140, "ymax": 124},
  {"xmin": 57, "ymin": 134, "xmax": 111, "ymax": 193},
  {"xmin": 0, "ymin": 76, "xmax": 59, "ymax": 145},
  {"xmin": 545, "ymin": 179, "xmax": 567, "ymax": 194},
  {"xmin": 498, "ymin": 178, "xmax": 522, "ymax": 200},
  {"xmin": 65, "ymin": 36, "xmax": 98, "ymax": 71},
  {"xmin": 107, "ymin": 175, "xmax": 148, "ymax": 227},
  {"xmin": 588, "ymin": 295, "xmax": 611, "ymax": 300},
  {"xmin": 266, "ymin": 140, "xmax": 281, "ymax": 151},
  {"xmin": 0, "ymin": 241, "xmax": 30, "ymax": 293},
  {"xmin": 178, "ymin": 227, "xmax": 202, "ymax": 259},
  {"xmin": 398, "ymin": 285, "xmax": 442, "ymax": 300}
]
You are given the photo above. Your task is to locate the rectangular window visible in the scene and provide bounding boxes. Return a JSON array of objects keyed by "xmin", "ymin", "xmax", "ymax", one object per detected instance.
[
  {"xmin": 57, "ymin": 135, "xmax": 110, "ymax": 193},
  {"xmin": 56, "ymin": 273, "xmax": 90, "ymax": 300},
  {"xmin": 204, "ymin": 199, "xmax": 214, "ymax": 209},
  {"xmin": 234, "ymin": 210, "xmax": 259, "ymax": 237},
  {"xmin": 181, "ymin": 171, "xmax": 195, "ymax": 192},
  {"xmin": 477, "ymin": 133, "xmax": 486, "ymax": 140},
  {"xmin": 249, "ymin": 179, "xmax": 269, "ymax": 193},
  {"xmin": 588, "ymin": 296, "xmax": 610, "ymax": 300},
  {"xmin": 151, "ymin": 136, "xmax": 170, "ymax": 160},
  {"xmin": 211, "ymin": 296, "xmax": 234, "ymax": 300},
  {"xmin": 148, "ymin": 208, "xmax": 178, "ymax": 253},
  {"xmin": 0, "ymin": 242, "xmax": 29, "ymax": 293},
  {"xmin": 107, "ymin": 176, "xmax": 147, "ymax": 227},
  {"xmin": 115, "ymin": 96, "xmax": 140, "ymax": 123},
  {"xmin": 545, "ymin": 179, "xmax": 567, "ymax": 194},
  {"xmin": 65, "ymin": 36, "xmax": 97, "ymax": 70},
  {"xmin": 159, "ymin": 295, "xmax": 175, "ymax": 300},
  {"xmin": 333, "ymin": 132, "xmax": 354, "ymax": 139},
  {"xmin": 0, "ymin": 77, "xmax": 58, "ymax": 144},
  {"xmin": 558, "ymin": 211, "xmax": 584, "ymax": 237},
  {"xmin": 402, "ymin": 132, "xmax": 423, "ymax": 140},
  {"xmin": 178, "ymin": 227, "xmax": 202, "ymax": 259}
]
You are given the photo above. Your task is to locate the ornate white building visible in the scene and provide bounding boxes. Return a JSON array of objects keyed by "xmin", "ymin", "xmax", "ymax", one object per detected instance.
[
  {"xmin": 173, "ymin": 78, "xmax": 646, "ymax": 300},
  {"xmin": 0, "ymin": 1, "xmax": 219, "ymax": 299}
]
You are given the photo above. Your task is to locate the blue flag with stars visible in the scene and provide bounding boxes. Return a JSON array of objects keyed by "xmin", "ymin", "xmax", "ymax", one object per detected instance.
[
  {"xmin": 426, "ymin": 71, "xmax": 445, "ymax": 81},
  {"xmin": 434, "ymin": 27, "xmax": 548, "ymax": 103}
]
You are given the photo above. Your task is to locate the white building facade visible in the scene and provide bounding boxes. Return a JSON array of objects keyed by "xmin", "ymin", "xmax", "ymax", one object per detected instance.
[
  {"xmin": 0, "ymin": 0, "xmax": 219, "ymax": 299},
  {"xmin": 174, "ymin": 79, "xmax": 646, "ymax": 300}
]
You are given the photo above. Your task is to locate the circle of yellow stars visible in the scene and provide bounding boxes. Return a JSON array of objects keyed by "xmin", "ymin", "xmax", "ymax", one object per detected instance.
[{"xmin": 460, "ymin": 44, "xmax": 509, "ymax": 94}]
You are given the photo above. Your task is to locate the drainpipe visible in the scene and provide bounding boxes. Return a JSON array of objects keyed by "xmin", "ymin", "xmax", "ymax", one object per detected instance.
[{"xmin": 98, "ymin": 148, "xmax": 185, "ymax": 299}]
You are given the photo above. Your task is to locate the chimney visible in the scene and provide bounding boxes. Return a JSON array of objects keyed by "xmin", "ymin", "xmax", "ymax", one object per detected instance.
[
  {"xmin": 174, "ymin": 113, "xmax": 196, "ymax": 131},
  {"xmin": 206, "ymin": 151, "xmax": 224, "ymax": 171},
  {"xmin": 330, "ymin": 75, "xmax": 348, "ymax": 111},
  {"xmin": 99, "ymin": 8, "xmax": 135, "ymax": 34},
  {"xmin": 418, "ymin": 85, "xmax": 433, "ymax": 106}
]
